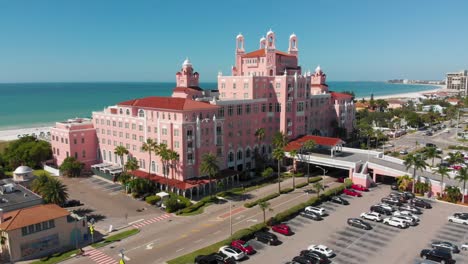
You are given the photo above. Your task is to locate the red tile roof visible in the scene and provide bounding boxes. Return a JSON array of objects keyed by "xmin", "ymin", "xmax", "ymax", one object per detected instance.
[
  {"xmin": 118, "ymin": 97, "xmax": 219, "ymax": 111},
  {"xmin": 0, "ymin": 204, "xmax": 69, "ymax": 231},
  {"xmin": 242, "ymin": 49, "xmax": 295, "ymax": 58},
  {"xmin": 331, "ymin": 92, "xmax": 353, "ymax": 100},
  {"xmin": 284, "ymin": 135, "xmax": 344, "ymax": 152}
]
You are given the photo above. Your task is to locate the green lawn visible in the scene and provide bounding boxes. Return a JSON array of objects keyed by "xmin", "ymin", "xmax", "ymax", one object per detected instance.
[
  {"xmin": 92, "ymin": 228, "xmax": 140, "ymax": 248},
  {"xmin": 31, "ymin": 249, "xmax": 80, "ymax": 264}
]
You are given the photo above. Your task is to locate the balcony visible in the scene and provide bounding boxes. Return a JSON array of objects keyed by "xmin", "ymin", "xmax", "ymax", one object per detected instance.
[{"xmin": 187, "ymin": 136, "xmax": 193, "ymax": 141}]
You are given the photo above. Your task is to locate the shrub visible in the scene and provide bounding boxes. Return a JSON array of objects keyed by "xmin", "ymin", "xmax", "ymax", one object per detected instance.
[
  {"xmin": 308, "ymin": 176, "xmax": 323, "ymax": 183},
  {"xmin": 280, "ymin": 187, "xmax": 294, "ymax": 194},
  {"xmin": 295, "ymin": 182, "xmax": 308, "ymax": 188},
  {"xmin": 244, "ymin": 193, "xmax": 280, "ymax": 208},
  {"xmin": 145, "ymin": 195, "xmax": 161, "ymax": 205},
  {"xmin": 178, "ymin": 196, "xmax": 218, "ymax": 215}
]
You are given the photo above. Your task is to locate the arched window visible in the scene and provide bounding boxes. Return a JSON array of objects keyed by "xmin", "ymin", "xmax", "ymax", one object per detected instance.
[
  {"xmin": 262, "ymin": 145, "xmax": 266, "ymax": 154},
  {"xmin": 119, "ymin": 109, "xmax": 123, "ymax": 114},
  {"xmin": 228, "ymin": 152, "xmax": 234, "ymax": 162},
  {"xmin": 246, "ymin": 148, "xmax": 251, "ymax": 158},
  {"xmin": 151, "ymin": 161, "xmax": 155, "ymax": 172},
  {"xmin": 237, "ymin": 150, "xmax": 243, "ymax": 160},
  {"xmin": 138, "ymin": 109, "xmax": 145, "ymax": 117},
  {"xmin": 126, "ymin": 109, "xmax": 130, "ymax": 115}
]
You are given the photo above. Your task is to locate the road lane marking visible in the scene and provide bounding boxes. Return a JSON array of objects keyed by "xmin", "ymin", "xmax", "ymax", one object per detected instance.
[
  {"xmin": 128, "ymin": 219, "xmax": 145, "ymax": 225},
  {"xmin": 194, "ymin": 239, "xmax": 204, "ymax": 243},
  {"xmin": 176, "ymin": 248, "xmax": 184, "ymax": 252}
]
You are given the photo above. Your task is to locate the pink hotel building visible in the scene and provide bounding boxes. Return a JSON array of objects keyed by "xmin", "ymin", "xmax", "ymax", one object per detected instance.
[{"xmin": 51, "ymin": 31, "xmax": 355, "ymax": 195}]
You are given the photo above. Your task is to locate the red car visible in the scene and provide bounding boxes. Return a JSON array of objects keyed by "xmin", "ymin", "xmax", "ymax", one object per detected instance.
[
  {"xmin": 351, "ymin": 184, "xmax": 369, "ymax": 192},
  {"xmin": 230, "ymin": 240, "xmax": 255, "ymax": 255},
  {"xmin": 271, "ymin": 224, "xmax": 292, "ymax": 236},
  {"xmin": 343, "ymin": 188, "xmax": 362, "ymax": 197}
]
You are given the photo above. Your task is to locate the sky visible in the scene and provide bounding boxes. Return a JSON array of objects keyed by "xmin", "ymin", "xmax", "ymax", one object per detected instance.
[{"xmin": 0, "ymin": 0, "xmax": 467, "ymax": 83}]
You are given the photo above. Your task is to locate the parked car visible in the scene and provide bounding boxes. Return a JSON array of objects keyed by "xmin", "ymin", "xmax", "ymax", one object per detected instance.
[
  {"xmin": 391, "ymin": 182, "xmax": 399, "ymax": 190},
  {"xmin": 253, "ymin": 231, "xmax": 280, "ymax": 245},
  {"xmin": 351, "ymin": 184, "xmax": 369, "ymax": 192},
  {"xmin": 63, "ymin": 199, "xmax": 82, "ymax": 207},
  {"xmin": 360, "ymin": 211, "xmax": 383, "ymax": 222},
  {"xmin": 291, "ymin": 256, "xmax": 316, "ymax": 264},
  {"xmin": 195, "ymin": 253, "xmax": 236, "ymax": 264},
  {"xmin": 347, "ymin": 218, "xmax": 372, "ymax": 230},
  {"xmin": 425, "ymin": 131, "xmax": 433, "ymax": 136},
  {"xmin": 393, "ymin": 210, "xmax": 420, "ymax": 222},
  {"xmin": 299, "ymin": 250, "xmax": 329, "ymax": 263},
  {"xmin": 330, "ymin": 196, "xmax": 349, "ymax": 205},
  {"xmin": 389, "ymin": 192, "xmax": 409, "ymax": 203},
  {"xmin": 343, "ymin": 189, "xmax": 362, "ymax": 197},
  {"xmin": 461, "ymin": 242, "xmax": 468, "ymax": 251},
  {"xmin": 300, "ymin": 211, "xmax": 323, "ymax": 221},
  {"xmin": 431, "ymin": 241, "xmax": 460, "ymax": 254},
  {"xmin": 400, "ymin": 191, "xmax": 415, "ymax": 200},
  {"xmin": 392, "ymin": 215, "xmax": 417, "ymax": 226},
  {"xmin": 376, "ymin": 203, "xmax": 395, "ymax": 212},
  {"xmin": 453, "ymin": 212, "xmax": 468, "ymax": 219},
  {"xmin": 271, "ymin": 224, "xmax": 293, "ymax": 236},
  {"xmin": 426, "ymin": 143, "xmax": 436, "ymax": 148},
  {"xmin": 370, "ymin": 205, "xmax": 392, "ymax": 216},
  {"xmin": 420, "ymin": 249, "xmax": 454, "ymax": 264},
  {"xmin": 231, "ymin": 240, "xmax": 255, "ymax": 255},
  {"xmin": 410, "ymin": 198, "xmax": 432, "ymax": 209},
  {"xmin": 307, "ymin": 245, "xmax": 334, "ymax": 258},
  {"xmin": 448, "ymin": 215, "xmax": 468, "ymax": 225},
  {"xmin": 219, "ymin": 246, "xmax": 245, "ymax": 261},
  {"xmin": 399, "ymin": 149, "xmax": 408, "ymax": 155},
  {"xmin": 381, "ymin": 197, "xmax": 402, "ymax": 206},
  {"xmin": 305, "ymin": 206, "xmax": 326, "ymax": 216},
  {"xmin": 383, "ymin": 217, "xmax": 408, "ymax": 229},
  {"xmin": 399, "ymin": 204, "xmax": 422, "ymax": 214}
]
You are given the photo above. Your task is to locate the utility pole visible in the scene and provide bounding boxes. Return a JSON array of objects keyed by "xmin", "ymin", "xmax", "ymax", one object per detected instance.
[{"xmin": 456, "ymin": 110, "xmax": 461, "ymax": 140}]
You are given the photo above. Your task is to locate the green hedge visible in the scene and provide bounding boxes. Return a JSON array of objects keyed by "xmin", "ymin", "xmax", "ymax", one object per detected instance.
[
  {"xmin": 177, "ymin": 196, "xmax": 218, "ymax": 215},
  {"xmin": 280, "ymin": 187, "xmax": 294, "ymax": 194},
  {"xmin": 244, "ymin": 193, "xmax": 280, "ymax": 208},
  {"xmin": 295, "ymin": 182, "xmax": 308, "ymax": 188},
  {"xmin": 308, "ymin": 176, "xmax": 323, "ymax": 183},
  {"xmin": 145, "ymin": 195, "xmax": 161, "ymax": 205}
]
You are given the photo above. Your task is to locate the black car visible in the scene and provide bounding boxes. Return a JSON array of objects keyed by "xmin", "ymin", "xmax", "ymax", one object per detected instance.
[
  {"xmin": 370, "ymin": 205, "xmax": 392, "ymax": 216},
  {"xmin": 63, "ymin": 199, "xmax": 82, "ymax": 207},
  {"xmin": 399, "ymin": 204, "xmax": 422, "ymax": 214},
  {"xmin": 431, "ymin": 241, "xmax": 461, "ymax": 253},
  {"xmin": 253, "ymin": 231, "xmax": 280, "ymax": 245},
  {"xmin": 381, "ymin": 197, "xmax": 402, "ymax": 206},
  {"xmin": 300, "ymin": 211, "xmax": 323, "ymax": 221},
  {"xmin": 391, "ymin": 182, "xmax": 398, "ymax": 190},
  {"xmin": 453, "ymin": 212, "xmax": 468, "ymax": 219},
  {"xmin": 411, "ymin": 198, "xmax": 432, "ymax": 209},
  {"xmin": 299, "ymin": 250, "xmax": 329, "ymax": 263},
  {"xmin": 426, "ymin": 143, "xmax": 436, "ymax": 148},
  {"xmin": 330, "ymin": 196, "xmax": 349, "ymax": 205},
  {"xmin": 347, "ymin": 218, "xmax": 372, "ymax": 230},
  {"xmin": 292, "ymin": 256, "xmax": 318, "ymax": 264},
  {"xmin": 195, "ymin": 253, "xmax": 236, "ymax": 264},
  {"xmin": 420, "ymin": 249, "xmax": 454, "ymax": 263}
]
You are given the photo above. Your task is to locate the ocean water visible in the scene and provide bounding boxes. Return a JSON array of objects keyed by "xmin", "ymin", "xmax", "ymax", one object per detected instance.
[{"xmin": 0, "ymin": 81, "xmax": 438, "ymax": 130}]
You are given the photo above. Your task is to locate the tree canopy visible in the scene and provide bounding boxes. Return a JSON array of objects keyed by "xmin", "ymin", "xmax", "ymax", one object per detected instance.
[{"xmin": 2, "ymin": 136, "xmax": 52, "ymax": 170}]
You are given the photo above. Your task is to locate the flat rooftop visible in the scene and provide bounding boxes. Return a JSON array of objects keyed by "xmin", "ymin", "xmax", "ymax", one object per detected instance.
[{"xmin": 0, "ymin": 179, "xmax": 43, "ymax": 212}]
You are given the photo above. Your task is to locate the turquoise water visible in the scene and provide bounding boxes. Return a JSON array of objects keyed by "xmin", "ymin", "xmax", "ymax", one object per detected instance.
[{"xmin": 0, "ymin": 81, "xmax": 438, "ymax": 130}]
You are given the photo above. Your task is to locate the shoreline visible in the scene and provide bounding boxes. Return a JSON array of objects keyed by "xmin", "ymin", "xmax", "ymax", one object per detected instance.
[
  {"xmin": 361, "ymin": 84, "xmax": 445, "ymax": 100},
  {"xmin": 0, "ymin": 126, "xmax": 52, "ymax": 142}
]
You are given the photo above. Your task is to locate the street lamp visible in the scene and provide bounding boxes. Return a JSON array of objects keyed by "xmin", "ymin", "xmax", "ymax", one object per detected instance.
[
  {"xmin": 218, "ymin": 197, "xmax": 234, "ymax": 236},
  {"xmin": 315, "ymin": 166, "xmax": 327, "ymax": 176}
]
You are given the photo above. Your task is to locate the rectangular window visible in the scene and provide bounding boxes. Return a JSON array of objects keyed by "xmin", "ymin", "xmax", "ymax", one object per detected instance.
[
  {"xmin": 42, "ymin": 221, "xmax": 49, "ymax": 230},
  {"xmin": 74, "ymin": 138, "xmax": 77, "ymax": 144},
  {"xmin": 113, "ymin": 131, "xmax": 117, "ymax": 136},
  {"xmin": 227, "ymin": 105, "xmax": 233, "ymax": 116},
  {"xmin": 246, "ymin": 104, "xmax": 251, "ymax": 114},
  {"xmin": 106, "ymin": 120, "xmax": 110, "ymax": 126},
  {"xmin": 65, "ymin": 138, "xmax": 68, "ymax": 144},
  {"xmin": 147, "ymin": 126, "xmax": 151, "ymax": 132},
  {"xmin": 162, "ymin": 140, "xmax": 167, "ymax": 145},
  {"xmin": 81, "ymin": 138, "xmax": 85, "ymax": 143},
  {"xmin": 118, "ymin": 122, "xmax": 122, "ymax": 128},
  {"xmin": 125, "ymin": 123, "xmax": 129, "ymax": 128},
  {"xmin": 244, "ymin": 83, "xmax": 249, "ymax": 89},
  {"xmin": 49, "ymin": 220, "xmax": 55, "ymax": 228},
  {"xmin": 35, "ymin": 223, "xmax": 42, "ymax": 232},
  {"xmin": 162, "ymin": 128, "xmax": 168, "ymax": 135},
  {"xmin": 276, "ymin": 82, "xmax": 281, "ymax": 89},
  {"xmin": 139, "ymin": 136, "xmax": 144, "ymax": 142},
  {"xmin": 132, "ymin": 123, "xmax": 136, "ymax": 130},
  {"xmin": 233, "ymin": 93, "xmax": 237, "ymax": 98},
  {"xmin": 253, "ymin": 104, "xmax": 259, "ymax": 113},
  {"xmin": 218, "ymin": 107, "xmax": 225, "ymax": 118},
  {"xmin": 22, "ymin": 227, "xmax": 28, "ymax": 236},
  {"xmin": 174, "ymin": 129, "xmax": 179, "ymax": 136},
  {"xmin": 132, "ymin": 134, "xmax": 137, "ymax": 140},
  {"xmin": 262, "ymin": 103, "xmax": 266, "ymax": 112},
  {"xmin": 221, "ymin": 83, "xmax": 225, "ymax": 89},
  {"xmin": 237, "ymin": 105, "xmax": 243, "ymax": 115},
  {"xmin": 243, "ymin": 93, "xmax": 248, "ymax": 99},
  {"xmin": 125, "ymin": 133, "xmax": 129, "ymax": 139},
  {"xmin": 28, "ymin": 225, "xmax": 34, "ymax": 234},
  {"xmin": 269, "ymin": 103, "xmax": 273, "ymax": 112},
  {"xmin": 112, "ymin": 121, "xmax": 116, "ymax": 127},
  {"xmin": 233, "ymin": 83, "xmax": 236, "ymax": 89},
  {"xmin": 138, "ymin": 125, "xmax": 143, "ymax": 131},
  {"xmin": 174, "ymin": 141, "xmax": 179, "ymax": 148}
]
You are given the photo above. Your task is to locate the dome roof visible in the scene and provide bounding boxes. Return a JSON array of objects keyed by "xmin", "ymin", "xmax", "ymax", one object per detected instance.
[
  {"xmin": 182, "ymin": 58, "xmax": 192, "ymax": 67},
  {"xmin": 236, "ymin": 33, "xmax": 243, "ymax": 39},
  {"xmin": 260, "ymin": 36, "xmax": 266, "ymax": 41},
  {"xmin": 267, "ymin": 29, "xmax": 274, "ymax": 35},
  {"xmin": 290, "ymin": 33, "xmax": 296, "ymax": 38},
  {"xmin": 14, "ymin": 165, "xmax": 33, "ymax": 174},
  {"xmin": 315, "ymin": 65, "xmax": 322, "ymax": 73}
]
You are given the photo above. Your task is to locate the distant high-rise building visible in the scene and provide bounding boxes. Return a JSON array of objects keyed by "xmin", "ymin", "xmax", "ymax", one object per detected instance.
[{"xmin": 446, "ymin": 70, "xmax": 468, "ymax": 94}]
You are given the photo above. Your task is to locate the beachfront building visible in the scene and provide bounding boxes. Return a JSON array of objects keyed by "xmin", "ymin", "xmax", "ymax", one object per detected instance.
[
  {"xmin": 0, "ymin": 204, "xmax": 88, "ymax": 262},
  {"xmin": 446, "ymin": 70, "xmax": 468, "ymax": 94},
  {"xmin": 50, "ymin": 31, "xmax": 355, "ymax": 195}
]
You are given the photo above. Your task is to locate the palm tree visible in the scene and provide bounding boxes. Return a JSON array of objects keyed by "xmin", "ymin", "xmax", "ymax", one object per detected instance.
[
  {"xmin": 272, "ymin": 147, "xmax": 285, "ymax": 194},
  {"xmin": 254, "ymin": 128, "xmax": 266, "ymax": 143},
  {"xmin": 445, "ymin": 186, "xmax": 462, "ymax": 203},
  {"xmin": 313, "ymin": 182, "xmax": 324, "ymax": 197},
  {"xmin": 273, "ymin": 131, "xmax": 288, "ymax": 148},
  {"xmin": 141, "ymin": 138, "xmax": 158, "ymax": 177},
  {"xmin": 425, "ymin": 147, "xmax": 440, "ymax": 167},
  {"xmin": 448, "ymin": 151, "xmax": 464, "ymax": 165},
  {"xmin": 302, "ymin": 140, "xmax": 316, "ymax": 183},
  {"xmin": 397, "ymin": 175, "xmax": 413, "ymax": 191},
  {"xmin": 31, "ymin": 173, "xmax": 51, "ymax": 194},
  {"xmin": 168, "ymin": 150, "xmax": 180, "ymax": 181},
  {"xmin": 258, "ymin": 201, "xmax": 273, "ymax": 223},
  {"xmin": 158, "ymin": 143, "xmax": 170, "ymax": 190},
  {"xmin": 125, "ymin": 157, "xmax": 139, "ymax": 172},
  {"xmin": 436, "ymin": 165, "xmax": 450, "ymax": 196},
  {"xmin": 455, "ymin": 167, "xmax": 468, "ymax": 203},
  {"xmin": 114, "ymin": 146, "xmax": 129, "ymax": 169},
  {"xmin": 289, "ymin": 149, "xmax": 298, "ymax": 189},
  {"xmin": 404, "ymin": 153, "xmax": 428, "ymax": 193},
  {"xmin": 41, "ymin": 178, "xmax": 69, "ymax": 205},
  {"xmin": 199, "ymin": 153, "xmax": 219, "ymax": 197}
]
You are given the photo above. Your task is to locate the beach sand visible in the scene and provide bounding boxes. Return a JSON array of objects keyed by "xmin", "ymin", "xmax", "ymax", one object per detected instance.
[
  {"xmin": 362, "ymin": 85, "xmax": 445, "ymax": 100},
  {"xmin": 0, "ymin": 126, "xmax": 51, "ymax": 141}
]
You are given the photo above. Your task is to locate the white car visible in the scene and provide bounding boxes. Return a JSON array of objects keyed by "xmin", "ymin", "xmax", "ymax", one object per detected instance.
[
  {"xmin": 461, "ymin": 242, "xmax": 468, "ymax": 251},
  {"xmin": 392, "ymin": 215, "xmax": 417, "ymax": 226},
  {"xmin": 448, "ymin": 215, "xmax": 468, "ymax": 225},
  {"xmin": 305, "ymin": 206, "xmax": 326, "ymax": 216},
  {"xmin": 383, "ymin": 217, "xmax": 408, "ymax": 229},
  {"xmin": 360, "ymin": 212, "xmax": 383, "ymax": 222},
  {"xmin": 219, "ymin": 246, "xmax": 245, "ymax": 260},
  {"xmin": 393, "ymin": 210, "xmax": 420, "ymax": 222},
  {"xmin": 307, "ymin": 244, "xmax": 334, "ymax": 257},
  {"xmin": 376, "ymin": 203, "xmax": 394, "ymax": 211}
]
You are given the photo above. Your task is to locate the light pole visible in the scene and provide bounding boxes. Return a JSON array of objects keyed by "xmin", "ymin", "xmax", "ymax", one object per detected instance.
[
  {"xmin": 119, "ymin": 249, "xmax": 125, "ymax": 264},
  {"xmin": 218, "ymin": 197, "xmax": 233, "ymax": 236},
  {"xmin": 316, "ymin": 166, "xmax": 327, "ymax": 176}
]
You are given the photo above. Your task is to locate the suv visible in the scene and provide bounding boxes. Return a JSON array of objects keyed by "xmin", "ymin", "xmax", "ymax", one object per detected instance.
[
  {"xmin": 300, "ymin": 211, "xmax": 323, "ymax": 221},
  {"xmin": 448, "ymin": 215, "xmax": 468, "ymax": 225},
  {"xmin": 253, "ymin": 231, "xmax": 280, "ymax": 245},
  {"xmin": 370, "ymin": 205, "xmax": 392, "ymax": 216},
  {"xmin": 431, "ymin": 241, "xmax": 460, "ymax": 254},
  {"xmin": 393, "ymin": 215, "xmax": 417, "ymax": 226},
  {"xmin": 305, "ymin": 206, "xmax": 326, "ymax": 216},
  {"xmin": 360, "ymin": 212, "xmax": 383, "ymax": 222},
  {"xmin": 195, "ymin": 253, "xmax": 236, "ymax": 264},
  {"xmin": 299, "ymin": 250, "xmax": 329, "ymax": 263},
  {"xmin": 411, "ymin": 198, "xmax": 432, "ymax": 209},
  {"xmin": 399, "ymin": 204, "xmax": 422, "ymax": 214},
  {"xmin": 420, "ymin": 249, "xmax": 454, "ymax": 263},
  {"xmin": 383, "ymin": 217, "xmax": 408, "ymax": 229},
  {"xmin": 381, "ymin": 197, "xmax": 402, "ymax": 206},
  {"xmin": 347, "ymin": 218, "xmax": 372, "ymax": 230}
]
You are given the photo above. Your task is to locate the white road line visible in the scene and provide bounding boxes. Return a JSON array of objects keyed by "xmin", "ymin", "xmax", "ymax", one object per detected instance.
[
  {"xmin": 128, "ymin": 219, "xmax": 145, "ymax": 225},
  {"xmin": 176, "ymin": 248, "xmax": 185, "ymax": 252},
  {"xmin": 194, "ymin": 238, "xmax": 204, "ymax": 243},
  {"xmin": 213, "ymin": 230, "xmax": 221, "ymax": 235}
]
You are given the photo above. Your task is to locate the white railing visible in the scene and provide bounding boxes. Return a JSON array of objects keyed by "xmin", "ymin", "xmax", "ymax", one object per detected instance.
[
  {"xmin": 381, "ymin": 155, "xmax": 405, "ymax": 165},
  {"xmin": 43, "ymin": 165, "xmax": 61, "ymax": 176},
  {"xmin": 367, "ymin": 162, "xmax": 408, "ymax": 176},
  {"xmin": 295, "ymin": 153, "xmax": 356, "ymax": 169},
  {"xmin": 341, "ymin": 147, "xmax": 382, "ymax": 156}
]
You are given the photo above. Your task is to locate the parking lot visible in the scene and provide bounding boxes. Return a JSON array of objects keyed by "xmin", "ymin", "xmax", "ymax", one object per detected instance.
[{"xmin": 239, "ymin": 185, "xmax": 468, "ymax": 264}]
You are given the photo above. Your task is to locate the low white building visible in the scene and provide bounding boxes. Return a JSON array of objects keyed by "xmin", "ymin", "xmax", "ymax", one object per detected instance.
[{"xmin": 422, "ymin": 105, "xmax": 445, "ymax": 114}]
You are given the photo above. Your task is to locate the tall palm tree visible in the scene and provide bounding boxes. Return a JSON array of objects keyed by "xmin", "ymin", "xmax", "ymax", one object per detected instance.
[
  {"xmin": 168, "ymin": 150, "xmax": 180, "ymax": 181},
  {"xmin": 404, "ymin": 154, "xmax": 428, "ymax": 193},
  {"xmin": 397, "ymin": 175, "xmax": 413, "ymax": 191},
  {"xmin": 125, "ymin": 157, "xmax": 139, "ymax": 172},
  {"xmin": 272, "ymin": 147, "xmax": 285, "ymax": 194},
  {"xmin": 273, "ymin": 131, "xmax": 288, "ymax": 148},
  {"xmin": 254, "ymin": 128, "xmax": 266, "ymax": 143},
  {"xmin": 114, "ymin": 145, "xmax": 129, "ymax": 169},
  {"xmin": 425, "ymin": 147, "xmax": 440, "ymax": 167},
  {"xmin": 302, "ymin": 139, "xmax": 316, "ymax": 183},
  {"xmin": 448, "ymin": 151, "xmax": 464, "ymax": 165},
  {"xmin": 141, "ymin": 138, "xmax": 158, "ymax": 177},
  {"xmin": 258, "ymin": 201, "xmax": 273, "ymax": 223},
  {"xmin": 31, "ymin": 173, "xmax": 51, "ymax": 194},
  {"xmin": 455, "ymin": 167, "xmax": 468, "ymax": 204},
  {"xmin": 289, "ymin": 149, "xmax": 298, "ymax": 189},
  {"xmin": 158, "ymin": 143, "xmax": 170, "ymax": 191},
  {"xmin": 436, "ymin": 165, "xmax": 450, "ymax": 196},
  {"xmin": 199, "ymin": 153, "xmax": 219, "ymax": 197},
  {"xmin": 41, "ymin": 178, "xmax": 69, "ymax": 205},
  {"xmin": 313, "ymin": 182, "xmax": 324, "ymax": 197}
]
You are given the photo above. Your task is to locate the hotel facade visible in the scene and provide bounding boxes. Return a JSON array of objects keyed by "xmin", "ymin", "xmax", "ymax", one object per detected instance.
[{"xmin": 51, "ymin": 31, "xmax": 355, "ymax": 194}]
